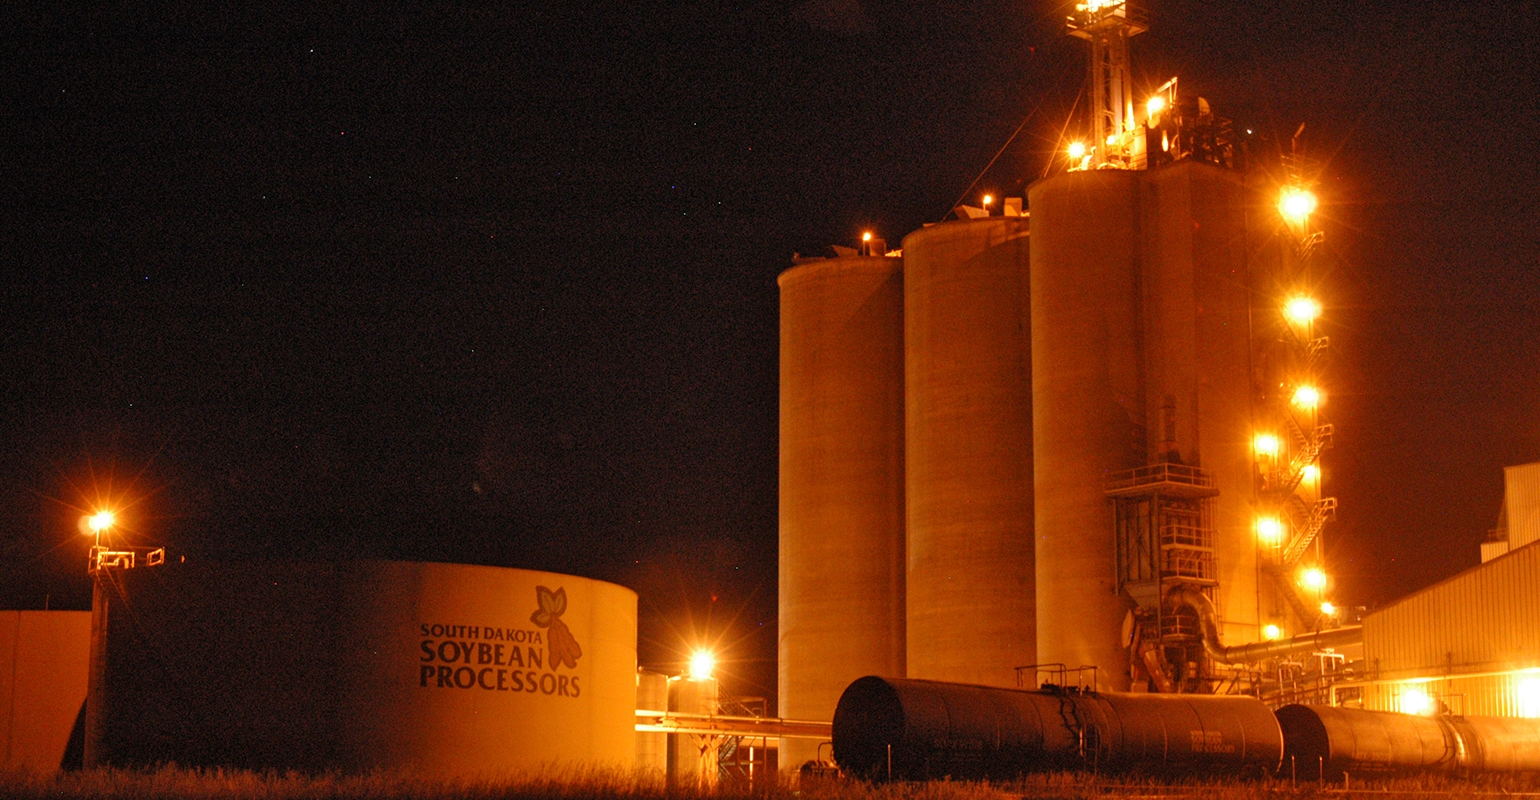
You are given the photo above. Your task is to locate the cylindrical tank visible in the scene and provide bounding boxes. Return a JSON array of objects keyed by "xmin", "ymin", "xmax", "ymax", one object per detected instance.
[
  {"xmin": 94, "ymin": 559, "xmax": 637, "ymax": 777},
  {"xmin": 668, "ymin": 676, "xmax": 721, "ymax": 788},
  {"xmin": 902, "ymin": 218, "xmax": 1034, "ymax": 686},
  {"xmin": 778, "ymin": 254, "xmax": 906, "ymax": 771},
  {"xmin": 1276, "ymin": 704, "xmax": 1540, "ymax": 778},
  {"xmin": 1029, "ymin": 171, "xmax": 1143, "ymax": 688},
  {"xmin": 832, "ymin": 676, "xmax": 1282, "ymax": 780},
  {"xmin": 636, "ymin": 668, "xmax": 669, "ymax": 776}
]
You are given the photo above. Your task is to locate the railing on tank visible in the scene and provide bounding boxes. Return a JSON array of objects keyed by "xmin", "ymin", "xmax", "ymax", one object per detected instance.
[
  {"xmin": 1104, "ymin": 462, "xmax": 1216, "ymax": 496},
  {"xmin": 1016, "ymin": 662, "xmax": 1100, "ymax": 692}
]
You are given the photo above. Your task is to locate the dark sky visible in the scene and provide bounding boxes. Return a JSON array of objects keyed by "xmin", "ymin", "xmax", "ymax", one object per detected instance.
[{"xmin": 4, "ymin": 1, "xmax": 1537, "ymax": 704}]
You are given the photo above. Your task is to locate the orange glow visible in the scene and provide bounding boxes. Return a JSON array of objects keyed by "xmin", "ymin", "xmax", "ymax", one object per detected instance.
[
  {"xmin": 1302, "ymin": 464, "xmax": 1321, "ymax": 483},
  {"xmin": 1284, "ymin": 296, "xmax": 1322, "ymax": 324},
  {"xmin": 1262, "ymin": 624, "xmax": 1282, "ymax": 640},
  {"xmin": 1300, "ymin": 567, "xmax": 1328, "ymax": 591},
  {"xmin": 1067, "ymin": 141, "xmax": 1087, "ymax": 160},
  {"xmin": 982, "ymin": 194, "xmax": 993, "ymax": 207},
  {"xmin": 1320, "ymin": 601, "xmax": 1336, "ymax": 616},
  {"xmin": 861, "ymin": 231, "xmax": 872, "ymax": 242},
  {"xmin": 1292, "ymin": 385, "xmax": 1322, "ymax": 409},
  {"xmin": 688, "ymin": 650, "xmax": 716, "ymax": 681},
  {"xmin": 1279, "ymin": 187, "xmax": 1318, "ymax": 224},
  {"xmin": 1518, "ymin": 677, "xmax": 1540, "ymax": 718},
  {"xmin": 1146, "ymin": 95, "xmax": 1166, "ymax": 116},
  {"xmin": 1400, "ymin": 687, "xmax": 1433, "ymax": 715},
  {"xmin": 1256, "ymin": 516, "xmax": 1284, "ymax": 544},
  {"xmin": 87, "ymin": 511, "xmax": 115, "ymax": 534},
  {"xmin": 1253, "ymin": 433, "xmax": 1280, "ymax": 457}
]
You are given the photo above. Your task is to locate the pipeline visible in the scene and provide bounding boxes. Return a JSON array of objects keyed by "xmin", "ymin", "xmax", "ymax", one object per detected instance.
[{"xmin": 1165, "ymin": 586, "xmax": 1362, "ymax": 664}]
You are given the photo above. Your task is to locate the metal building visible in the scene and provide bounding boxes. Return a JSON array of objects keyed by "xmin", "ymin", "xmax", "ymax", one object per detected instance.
[
  {"xmin": 1344, "ymin": 540, "xmax": 1540, "ymax": 718},
  {"xmin": 777, "ymin": 253, "xmax": 906, "ymax": 770}
]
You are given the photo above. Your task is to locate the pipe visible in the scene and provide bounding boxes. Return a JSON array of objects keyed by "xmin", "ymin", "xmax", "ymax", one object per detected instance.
[{"xmin": 1165, "ymin": 586, "xmax": 1362, "ymax": 665}]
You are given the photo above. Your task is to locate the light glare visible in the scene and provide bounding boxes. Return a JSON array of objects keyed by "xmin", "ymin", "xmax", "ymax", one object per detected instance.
[
  {"xmin": 1279, "ymin": 188, "xmax": 1318, "ymax": 223},
  {"xmin": 1320, "ymin": 601, "xmax": 1336, "ymax": 616},
  {"xmin": 1262, "ymin": 624, "xmax": 1282, "ymax": 641},
  {"xmin": 1400, "ymin": 687, "xmax": 1433, "ymax": 715},
  {"xmin": 1293, "ymin": 385, "xmax": 1322, "ymax": 409},
  {"xmin": 1285, "ymin": 296, "xmax": 1322, "ymax": 324},
  {"xmin": 1146, "ymin": 95, "xmax": 1166, "ymax": 116},
  {"xmin": 1253, "ymin": 434, "xmax": 1280, "ymax": 457},
  {"xmin": 1300, "ymin": 567, "xmax": 1328, "ymax": 591},
  {"xmin": 1302, "ymin": 464, "xmax": 1321, "ymax": 483},
  {"xmin": 88, "ymin": 511, "xmax": 115, "ymax": 533},
  {"xmin": 1518, "ymin": 677, "xmax": 1540, "ymax": 718},
  {"xmin": 1067, "ymin": 141, "xmax": 1087, "ymax": 160},
  {"xmin": 688, "ymin": 650, "xmax": 716, "ymax": 681},
  {"xmin": 1256, "ymin": 516, "xmax": 1283, "ymax": 543}
]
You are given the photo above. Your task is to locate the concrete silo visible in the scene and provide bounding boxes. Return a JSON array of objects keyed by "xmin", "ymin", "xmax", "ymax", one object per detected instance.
[
  {"xmin": 1028, "ymin": 171, "xmax": 1144, "ymax": 689},
  {"xmin": 902, "ymin": 216, "xmax": 1034, "ymax": 686},
  {"xmin": 778, "ymin": 254, "xmax": 906, "ymax": 770},
  {"xmin": 1029, "ymin": 161, "xmax": 1260, "ymax": 691}
]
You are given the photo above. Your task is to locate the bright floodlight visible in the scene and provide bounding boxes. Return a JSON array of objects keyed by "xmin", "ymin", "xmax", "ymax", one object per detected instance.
[
  {"xmin": 1146, "ymin": 95, "xmax": 1166, "ymax": 116},
  {"xmin": 688, "ymin": 650, "xmax": 715, "ymax": 681},
  {"xmin": 1255, "ymin": 516, "xmax": 1283, "ymax": 543},
  {"xmin": 1292, "ymin": 385, "xmax": 1322, "ymax": 409},
  {"xmin": 1300, "ymin": 567, "xmax": 1328, "ymax": 591},
  {"xmin": 861, "ymin": 231, "xmax": 873, "ymax": 242},
  {"xmin": 982, "ymin": 194, "xmax": 993, "ymax": 207},
  {"xmin": 1253, "ymin": 433, "xmax": 1279, "ymax": 457},
  {"xmin": 1262, "ymin": 624, "xmax": 1282, "ymax": 641},
  {"xmin": 1518, "ymin": 677, "xmax": 1540, "ymax": 718},
  {"xmin": 1067, "ymin": 141, "xmax": 1087, "ymax": 160},
  {"xmin": 1302, "ymin": 464, "xmax": 1321, "ymax": 483},
  {"xmin": 1279, "ymin": 187, "xmax": 1318, "ymax": 224},
  {"xmin": 1284, "ymin": 296, "xmax": 1322, "ymax": 324},
  {"xmin": 88, "ymin": 511, "xmax": 115, "ymax": 533},
  {"xmin": 1320, "ymin": 601, "xmax": 1336, "ymax": 616},
  {"xmin": 1400, "ymin": 687, "xmax": 1432, "ymax": 715}
]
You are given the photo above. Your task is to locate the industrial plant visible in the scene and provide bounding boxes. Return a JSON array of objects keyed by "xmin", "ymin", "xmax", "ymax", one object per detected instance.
[{"xmin": 3, "ymin": 0, "xmax": 1539, "ymax": 788}]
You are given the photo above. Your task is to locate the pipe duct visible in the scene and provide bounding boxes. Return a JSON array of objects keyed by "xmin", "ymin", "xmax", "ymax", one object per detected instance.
[{"xmin": 1165, "ymin": 586, "xmax": 1362, "ymax": 665}]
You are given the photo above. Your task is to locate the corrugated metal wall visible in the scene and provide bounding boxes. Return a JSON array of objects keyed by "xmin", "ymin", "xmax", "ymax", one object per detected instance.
[
  {"xmin": 1505, "ymin": 462, "xmax": 1540, "ymax": 550},
  {"xmin": 1360, "ymin": 541, "xmax": 1540, "ymax": 716}
]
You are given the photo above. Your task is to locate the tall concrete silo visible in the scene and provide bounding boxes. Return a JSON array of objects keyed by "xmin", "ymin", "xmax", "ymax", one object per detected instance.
[
  {"xmin": 1138, "ymin": 162, "xmax": 1258, "ymax": 646},
  {"xmin": 1030, "ymin": 162, "xmax": 1260, "ymax": 691},
  {"xmin": 778, "ymin": 254, "xmax": 905, "ymax": 770},
  {"xmin": 1028, "ymin": 171, "xmax": 1144, "ymax": 689},
  {"xmin": 902, "ymin": 217, "xmax": 1034, "ymax": 686}
]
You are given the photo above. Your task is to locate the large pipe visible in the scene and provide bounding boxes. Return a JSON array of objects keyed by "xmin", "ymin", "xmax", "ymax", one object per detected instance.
[
  {"xmin": 1276, "ymin": 704, "xmax": 1540, "ymax": 777},
  {"xmin": 1166, "ymin": 586, "xmax": 1362, "ymax": 664},
  {"xmin": 831, "ymin": 676, "xmax": 1282, "ymax": 780}
]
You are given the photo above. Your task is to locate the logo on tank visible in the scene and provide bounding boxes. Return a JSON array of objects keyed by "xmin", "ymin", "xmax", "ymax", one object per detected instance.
[{"xmin": 416, "ymin": 585, "xmax": 584, "ymax": 697}]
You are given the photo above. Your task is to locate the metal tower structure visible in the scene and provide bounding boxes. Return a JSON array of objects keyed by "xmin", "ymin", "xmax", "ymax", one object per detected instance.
[{"xmin": 1066, "ymin": 0, "xmax": 1148, "ymax": 168}]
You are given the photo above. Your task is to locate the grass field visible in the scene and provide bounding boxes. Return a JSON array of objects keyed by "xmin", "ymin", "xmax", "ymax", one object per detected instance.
[{"xmin": 3, "ymin": 767, "xmax": 1539, "ymax": 800}]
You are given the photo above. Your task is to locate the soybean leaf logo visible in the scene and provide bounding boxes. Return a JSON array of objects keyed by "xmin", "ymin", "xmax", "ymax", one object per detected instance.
[{"xmin": 530, "ymin": 585, "xmax": 582, "ymax": 669}]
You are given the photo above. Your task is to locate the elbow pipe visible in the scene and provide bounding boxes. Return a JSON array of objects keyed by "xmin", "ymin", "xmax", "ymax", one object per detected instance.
[{"xmin": 1165, "ymin": 586, "xmax": 1362, "ymax": 665}]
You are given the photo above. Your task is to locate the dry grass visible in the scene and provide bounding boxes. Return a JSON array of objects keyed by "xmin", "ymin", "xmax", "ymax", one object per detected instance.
[{"xmin": 2, "ymin": 767, "xmax": 1539, "ymax": 800}]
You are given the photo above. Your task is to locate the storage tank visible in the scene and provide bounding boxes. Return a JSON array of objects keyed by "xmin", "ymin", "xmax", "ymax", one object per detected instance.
[
  {"xmin": 1029, "ymin": 170, "xmax": 1143, "ymax": 688},
  {"xmin": 831, "ymin": 676, "xmax": 1283, "ymax": 780},
  {"xmin": 902, "ymin": 217, "xmax": 1034, "ymax": 686},
  {"xmin": 778, "ymin": 254, "xmax": 906, "ymax": 771},
  {"xmin": 90, "ymin": 559, "xmax": 637, "ymax": 776},
  {"xmin": 0, "ymin": 610, "xmax": 90, "ymax": 773}
]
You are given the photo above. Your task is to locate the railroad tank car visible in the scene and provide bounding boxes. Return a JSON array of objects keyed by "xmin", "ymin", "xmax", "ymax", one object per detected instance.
[{"xmin": 831, "ymin": 676, "xmax": 1282, "ymax": 780}]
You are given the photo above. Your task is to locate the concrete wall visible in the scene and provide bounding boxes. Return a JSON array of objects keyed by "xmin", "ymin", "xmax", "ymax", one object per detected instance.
[{"xmin": 1, "ymin": 611, "xmax": 90, "ymax": 774}]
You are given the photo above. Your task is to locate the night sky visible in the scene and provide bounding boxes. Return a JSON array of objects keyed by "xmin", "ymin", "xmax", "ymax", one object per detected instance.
[{"xmin": 4, "ymin": 1, "xmax": 1537, "ymax": 704}]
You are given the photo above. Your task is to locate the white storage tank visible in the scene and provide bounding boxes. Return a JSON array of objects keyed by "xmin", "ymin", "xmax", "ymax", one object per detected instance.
[{"xmin": 89, "ymin": 560, "xmax": 637, "ymax": 777}]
